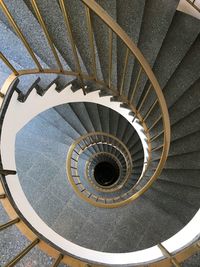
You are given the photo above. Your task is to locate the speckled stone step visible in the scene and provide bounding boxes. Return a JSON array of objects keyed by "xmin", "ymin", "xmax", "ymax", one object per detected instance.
[
  {"xmin": 116, "ymin": 0, "xmax": 145, "ymax": 96},
  {"xmin": 61, "ymin": 0, "xmax": 102, "ymax": 79},
  {"xmin": 91, "ymin": 0, "xmax": 116, "ymax": 85},
  {"xmin": 128, "ymin": 0, "xmax": 179, "ymax": 107}
]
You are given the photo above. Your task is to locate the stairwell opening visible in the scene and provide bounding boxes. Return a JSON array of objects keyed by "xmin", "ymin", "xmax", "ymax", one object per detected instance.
[{"xmin": 93, "ymin": 161, "xmax": 120, "ymax": 187}]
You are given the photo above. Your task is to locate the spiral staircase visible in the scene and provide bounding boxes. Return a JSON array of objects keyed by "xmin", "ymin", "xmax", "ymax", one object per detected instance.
[{"xmin": 0, "ymin": 0, "xmax": 200, "ymax": 266}]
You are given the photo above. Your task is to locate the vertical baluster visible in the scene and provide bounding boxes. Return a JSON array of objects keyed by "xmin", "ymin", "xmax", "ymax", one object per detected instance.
[
  {"xmin": 157, "ymin": 243, "xmax": 181, "ymax": 267},
  {"xmin": 130, "ymin": 66, "xmax": 143, "ymax": 103},
  {"xmin": 0, "ymin": 1, "xmax": 43, "ymax": 71},
  {"xmin": 108, "ymin": 29, "xmax": 113, "ymax": 89},
  {"xmin": 152, "ymin": 144, "xmax": 164, "ymax": 152},
  {"xmin": 0, "ymin": 169, "xmax": 17, "ymax": 175},
  {"xmin": 143, "ymin": 99, "xmax": 158, "ymax": 122},
  {"xmin": 5, "ymin": 239, "xmax": 40, "ymax": 267},
  {"xmin": 119, "ymin": 48, "xmax": 129, "ymax": 95},
  {"xmin": 0, "ymin": 218, "xmax": 20, "ymax": 231},
  {"xmin": 137, "ymin": 84, "xmax": 152, "ymax": 114},
  {"xmin": 59, "ymin": 0, "xmax": 86, "ymax": 95},
  {"xmin": 31, "ymin": 0, "xmax": 63, "ymax": 72},
  {"xmin": 148, "ymin": 115, "xmax": 162, "ymax": 132},
  {"xmin": 150, "ymin": 130, "xmax": 164, "ymax": 142},
  {"xmin": 52, "ymin": 254, "xmax": 63, "ymax": 267},
  {"xmin": 0, "ymin": 193, "xmax": 6, "ymax": 199},
  {"xmin": 85, "ymin": 6, "xmax": 97, "ymax": 80},
  {"xmin": 0, "ymin": 52, "xmax": 19, "ymax": 75}
]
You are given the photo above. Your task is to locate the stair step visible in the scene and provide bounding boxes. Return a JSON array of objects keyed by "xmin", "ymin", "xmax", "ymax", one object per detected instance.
[
  {"xmin": 158, "ymin": 169, "xmax": 200, "ymax": 189},
  {"xmin": 167, "ymin": 130, "xmax": 200, "ymax": 156},
  {"xmin": 143, "ymin": 34, "xmax": 200, "ymax": 133},
  {"xmin": 110, "ymin": 109, "xmax": 134, "ymax": 144},
  {"xmin": 116, "ymin": 114, "xmax": 130, "ymax": 141},
  {"xmin": 116, "ymin": 0, "xmax": 145, "ymax": 96},
  {"xmin": 0, "ymin": 0, "xmax": 60, "ymax": 69},
  {"xmin": 55, "ymin": 75, "xmax": 75, "ymax": 93},
  {"xmin": 16, "ymin": 74, "xmax": 58, "ymax": 102},
  {"xmin": 138, "ymin": 10, "xmax": 200, "ymax": 116},
  {"xmin": 165, "ymin": 151, "xmax": 200, "ymax": 170},
  {"xmin": 120, "ymin": 120, "xmax": 135, "ymax": 144},
  {"xmin": 151, "ymin": 107, "xmax": 200, "ymax": 147},
  {"xmin": 39, "ymin": 107, "xmax": 79, "ymax": 141},
  {"xmin": 151, "ymin": 130, "xmax": 200, "ymax": 157},
  {"xmin": 143, "ymin": 185, "xmax": 196, "ymax": 224},
  {"xmin": 154, "ymin": 180, "xmax": 200, "ymax": 208},
  {"xmin": 0, "ymin": 71, "xmax": 9, "ymax": 88},
  {"xmin": 84, "ymin": 102, "xmax": 102, "ymax": 132},
  {"xmin": 91, "ymin": 0, "xmax": 117, "ymax": 85},
  {"xmin": 54, "ymin": 103, "xmax": 87, "ymax": 136},
  {"xmin": 0, "ymin": 204, "xmax": 53, "ymax": 266},
  {"xmin": 63, "ymin": 0, "xmax": 102, "ymax": 79},
  {"xmin": 70, "ymin": 102, "xmax": 95, "ymax": 133},
  {"xmin": 0, "ymin": 20, "xmax": 35, "ymax": 69},
  {"xmin": 98, "ymin": 103, "xmax": 110, "ymax": 134},
  {"xmin": 25, "ymin": 0, "xmax": 84, "ymax": 73},
  {"xmin": 163, "ymin": 35, "xmax": 200, "ymax": 109},
  {"xmin": 132, "ymin": 150, "xmax": 144, "ymax": 162},
  {"xmin": 112, "ymin": 195, "xmax": 183, "ymax": 252},
  {"xmin": 132, "ymin": 158, "xmax": 144, "ymax": 168},
  {"xmin": 121, "ymin": 124, "xmax": 136, "ymax": 146},
  {"xmin": 152, "ymin": 11, "xmax": 200, "ymax": 90},
  {"xmin": 16, "ymin": 113, "xmax": 71, "ymax": 145},
  {"xmin": 128, "ymin": 0, "xmax": 179, "ymax": 107},
  {"xmin": 169, "ymin": 78, "xmax": 200, "ymax": 125},
  {"xmin": 126, "ymin": 133, "xmax": 140, "ymax": 150}
]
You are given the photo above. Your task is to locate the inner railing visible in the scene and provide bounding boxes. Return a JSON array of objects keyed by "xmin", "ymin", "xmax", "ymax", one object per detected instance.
[
  {"xmin": 67, "ymin": 132, "xmax": 134, "ymax": 208},
  {"xmin": 86, "ymin": 152, "xmax": 125, "ymax": 192}
]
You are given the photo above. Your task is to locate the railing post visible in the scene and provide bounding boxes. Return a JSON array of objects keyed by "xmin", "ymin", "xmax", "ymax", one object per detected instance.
[
  {"xmin": 0, "ymin": 52, "xmax": 19, "ymax": 75},
  {"xmin": 59, "ymin": 0, "xmax": 86, "ymax": 95},
  {"xmin": 0, "ymin": 218, "xmax": 20, "ymax": 232},
  {"xmin": 30, "ymin": 0, "xmax": 64, "ymax": 72},
  {"xmin": 0, "ymin": 169, "xmax": 17, "ymax": 175},
  {"xmin": 0, "ymin": 193, "xmax": 6, "ymax": 199},
  {"xmin": 0, "ymin": 1, "xmax": 43, "ymax": 71},
  {"xmin": 52, "ymin": 254, "xmax": 63, "ymax": 267},
  {"xmin": 5, "ymin": 238, "xmax": 40, "ymax": 267},
  {"xmin": 108, "ymin": 29, "xmax": 113, "ymax": 89},
  {"xmin": 119, "ymin": 48, "xmax": 129, "ymax": 95},
  {"xmin": 130, "ymin": 66, "xmax": 142, "ymax": 103},
  {"xmin": 158, "ymin": 243, "xmax": 181, "ymax": 267},
  {"xmin": 85, "ymin": 6, "xmax": 97, "ymax": 80}
]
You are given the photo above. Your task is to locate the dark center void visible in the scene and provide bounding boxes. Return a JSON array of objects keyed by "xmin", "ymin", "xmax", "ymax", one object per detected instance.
[{"xmin": 94, "ymin": 161, "xmax": 119, "ymax": 187}]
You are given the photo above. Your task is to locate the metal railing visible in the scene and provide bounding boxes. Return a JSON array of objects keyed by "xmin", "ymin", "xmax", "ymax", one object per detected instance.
[{"xmin": 67, "ymin": 132, "xmax": 135, "ymax": 207}]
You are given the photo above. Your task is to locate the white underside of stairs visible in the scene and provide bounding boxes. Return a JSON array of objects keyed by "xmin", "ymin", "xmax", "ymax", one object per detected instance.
[{"xmin": 1, "ymin": 83, "xmax": 200, "ymax": 265}]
